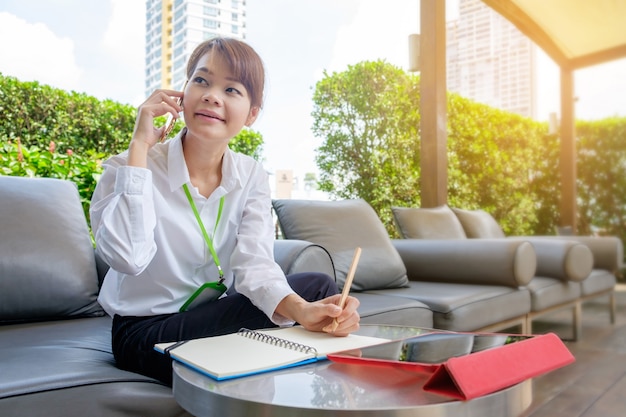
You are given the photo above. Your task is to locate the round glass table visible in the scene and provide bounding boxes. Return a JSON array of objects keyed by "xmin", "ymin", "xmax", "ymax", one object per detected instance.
[{"xmin": 172, "ymin": 325, "xmax": 533, "ymax": 417}]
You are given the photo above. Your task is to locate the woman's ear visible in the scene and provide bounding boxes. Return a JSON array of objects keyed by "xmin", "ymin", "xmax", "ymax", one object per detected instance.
[{"xmin": 245, "ymin": 106, "xmax": 260, "ymax": 127}]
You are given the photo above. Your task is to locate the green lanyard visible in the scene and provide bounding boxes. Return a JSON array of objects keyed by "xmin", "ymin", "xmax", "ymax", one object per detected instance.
[{"xmin": 182, "ymin": 183, "xmax": 225, "ymax": 282}]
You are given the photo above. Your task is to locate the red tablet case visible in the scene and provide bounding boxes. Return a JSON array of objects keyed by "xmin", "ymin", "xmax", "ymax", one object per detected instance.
[{"xmin": 328, "ymin": 332, "xmax": 574, "ymax": 400}]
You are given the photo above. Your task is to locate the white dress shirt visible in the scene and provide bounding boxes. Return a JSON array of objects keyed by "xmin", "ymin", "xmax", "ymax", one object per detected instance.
[{"xmin": 91, "ymin": 131, "xmax": 295, "ymax": 324}]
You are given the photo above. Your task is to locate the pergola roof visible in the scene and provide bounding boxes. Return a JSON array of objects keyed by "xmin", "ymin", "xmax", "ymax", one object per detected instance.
[
  {"xmin": 418, "ymin": 0, "xmax": 624, "ymax": 227},
  {"xmin": 481, "ymin": 0, "xmax": 626, "ymax": 70}
]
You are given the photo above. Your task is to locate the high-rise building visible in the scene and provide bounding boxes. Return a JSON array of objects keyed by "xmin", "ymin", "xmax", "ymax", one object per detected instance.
[
  {"xmin": 145, "ymin": 0, "xmax": 247, "ymax": 98},
  {"xmin": 446, "ymin": 0, "xmax": 536, "ymax": 118}
]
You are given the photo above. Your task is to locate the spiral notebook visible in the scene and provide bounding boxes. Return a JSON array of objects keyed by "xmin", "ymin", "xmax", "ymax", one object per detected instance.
[{"xmin": 154, "ymin": 326, "xmax": 389, "ymax": 380}]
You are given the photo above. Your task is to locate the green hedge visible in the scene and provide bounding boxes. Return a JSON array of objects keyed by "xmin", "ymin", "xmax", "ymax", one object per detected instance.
[
  {"xmin": 1, "ymin": 139, "xmax": 105, "ymax": 221},
  {"xmin": 312, "ymin": 61, "xmax": 626, "ymax": 247},
  {"xmin": 0, "ymin": 73, "xmax": 136, "ymax": 155},
  {"xmin": 0, "ymin": 73, "xmax": 265, "ymax": 224}
]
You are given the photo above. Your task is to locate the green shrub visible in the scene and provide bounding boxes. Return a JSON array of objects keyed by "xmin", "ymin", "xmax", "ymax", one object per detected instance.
[
  {"xmin": 1, "ymin": 73, "xmax": 265, "ymax": 226},
  {"xmin": 1, "ymin": 138, "xmax": 106, "ymax": 222},
  {"xmin": 0, "ymin": 73, "xmax": 136, "ymax": 155}
]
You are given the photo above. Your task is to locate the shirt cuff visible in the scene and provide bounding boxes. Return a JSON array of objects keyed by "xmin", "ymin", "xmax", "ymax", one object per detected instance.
[
  {"xmin": 114, "ymin": 166, "xmax": 152, "ymax": 195},
  {"xmin": 263, "ymin": 286, "xmax": 298, "ymax": 326}
]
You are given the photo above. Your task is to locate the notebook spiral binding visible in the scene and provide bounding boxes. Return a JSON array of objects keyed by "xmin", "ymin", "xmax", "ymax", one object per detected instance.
[{"xmin": 237, "ymin": 328, "xmax": 318, "ymax": 355}]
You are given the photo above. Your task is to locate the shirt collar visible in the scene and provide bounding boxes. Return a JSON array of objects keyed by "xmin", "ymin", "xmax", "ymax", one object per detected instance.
[
  {"xmin": 167, "ymin": 128, "xmax": 243, "ymax": 193},
  {"xmin": 167, "ymin": 130, "xmax": 190, "ymax": 192}
]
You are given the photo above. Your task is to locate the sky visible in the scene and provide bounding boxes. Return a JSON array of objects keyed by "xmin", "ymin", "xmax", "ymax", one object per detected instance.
[{"xmin": 1, "ymin": 0, "xmax": 626, "ymax": 186}]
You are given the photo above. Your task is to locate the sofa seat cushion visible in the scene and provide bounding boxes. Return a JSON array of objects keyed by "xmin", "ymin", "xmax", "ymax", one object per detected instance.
[
  {"xmin": 452, "ymin": 208, "xmax": 506, "ymax": 238},
  {"xmin": 525, "ymin": 277, "xmax": 581, "ymax": 311},
  {"xmin": 392, "ymin": 205, "xmax": 467, "ymax": 239},
  {"xmin": 580, "ymin": 269, "xmax": 617, "ymax": 297},
  {"xmin": 0, "ymin": 382, "xmax": 188, "ymax": 417},
  {"xmin": 0, "ymin": 176, "xmax": 103, "ymax": 323},
  {"xmin": 272, "ymin": 199, "xmax": 409, "ymax": 291},
  {"xmin": 365, "ymin": 282, "xmax": 531, "ymax": 332},
  {"xmin": 352, "ymin": 292, "xmax": 433, "ymax": 328},
  {"xmin": 0, "ymin": 316, "xmax": 160, "ymax": 399}
]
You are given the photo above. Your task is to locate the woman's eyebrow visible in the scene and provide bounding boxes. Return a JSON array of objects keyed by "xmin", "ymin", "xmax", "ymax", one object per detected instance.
[{"xmin": 194, "ymin": 66, "xmax": 240, "ymax": 83}]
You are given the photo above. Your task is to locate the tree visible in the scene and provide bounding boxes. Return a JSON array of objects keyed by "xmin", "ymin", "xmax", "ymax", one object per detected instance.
[
  {"xmin": 229, "ymin": 127, "xmax": 264, "ymax": 161},
  {"xmin": 311, "ymin": 61, "xmax": 557, "ymax": 237},
  {"xmin": 303, "ymin": 172, "xmax": 318, "ymax": 191},
  {"xmin": 311, "ymin": 60, "xmax": 421, "ymax": 231}
]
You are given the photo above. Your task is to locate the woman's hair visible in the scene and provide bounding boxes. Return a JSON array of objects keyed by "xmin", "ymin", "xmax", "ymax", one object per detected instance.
[{"xmin": 186, "ymin": 37, "xmax": 265, "ymax": 109}]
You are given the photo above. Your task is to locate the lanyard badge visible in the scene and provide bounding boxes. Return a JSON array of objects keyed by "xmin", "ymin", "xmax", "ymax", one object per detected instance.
[
  {"xmin": 179, "ymin": 281, "xmax": 227, "ymax": 312},
  {"xmin": 180, "ymin": 184, "xmax": 226, "ymax": 312}
]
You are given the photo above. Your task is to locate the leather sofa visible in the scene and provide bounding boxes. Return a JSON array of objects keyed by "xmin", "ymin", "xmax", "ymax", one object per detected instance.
[
  {"xmin": 0, "ymin": 176, "xmax": 335, "ymax": 417},
  {"xmin": 391, "ymin": 204, "xmax": 622, "ymax": 339},
  {"xmin": 2, "ymin": 175, "xmax": 619, "ymax": 416},
  {"xmin": 273, "ymin": 199, "xmax": 621, "ymax": 339}
]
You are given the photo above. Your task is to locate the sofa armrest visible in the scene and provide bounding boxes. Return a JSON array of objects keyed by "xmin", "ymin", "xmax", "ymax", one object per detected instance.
[
  {"xmin": 94, "ymin": 250, "xmax": 110, "ymax": 289},
  {"xmin": 512, "ymin": 235, "xmax": 623, "ymax": 274},
  {"xmin": 273, "ymin": 239, "xmax": 336, "ymax": 279},
  {"xmin": 507, "ymin": 238, "xmax": 593, "ymax": 282},
  {"xmin": 391, "ymin": 239, "xmax": 536, "ymax": 287}
]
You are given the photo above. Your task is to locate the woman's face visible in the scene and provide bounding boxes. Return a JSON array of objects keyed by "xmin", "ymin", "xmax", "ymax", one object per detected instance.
[{"xmin": 182, "ymin": 52, "xmax": 258, "ymax": 143}]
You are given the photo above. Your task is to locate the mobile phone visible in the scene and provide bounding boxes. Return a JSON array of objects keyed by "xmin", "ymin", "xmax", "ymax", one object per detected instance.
[
  {"xmin": 159, "ymin": 81, "xmax": 187, "ymax": 142},
  {"xmin": 159, "ymin": 108, "xmax": 179, "ymax": 142},
  {"xmin": 159, "ymin": 96, "xmax": 182, "ymax": 142}
]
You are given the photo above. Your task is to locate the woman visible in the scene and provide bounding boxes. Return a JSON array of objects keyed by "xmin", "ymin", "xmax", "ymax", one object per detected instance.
[{"xmin": 90, "ymin": 37, "xmax": 360, "ymax": 384}]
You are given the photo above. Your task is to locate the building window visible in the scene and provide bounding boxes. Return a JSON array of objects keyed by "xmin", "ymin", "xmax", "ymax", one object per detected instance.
[
  {"xmin": 174, "ymin": 56, "xmax": 186, "ymax": 72},
  {"xmin": 204, "ymin": 6, "xmax": 219, "ymax": 16},
  {"xmin": 204, "ymin": 19, "xmax": 218, "ymax": 29}
]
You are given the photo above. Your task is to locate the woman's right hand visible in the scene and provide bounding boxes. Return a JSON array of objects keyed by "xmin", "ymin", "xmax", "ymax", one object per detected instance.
[{"xmin": 128, "ymin": 89, "xmax": 183, "ymax": 167}]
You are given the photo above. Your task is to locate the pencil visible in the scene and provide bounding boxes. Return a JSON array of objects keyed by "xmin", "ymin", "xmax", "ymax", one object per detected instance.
[{"xmin": 330, "ymin": 246, "xmax": 362, "ymax": 332}]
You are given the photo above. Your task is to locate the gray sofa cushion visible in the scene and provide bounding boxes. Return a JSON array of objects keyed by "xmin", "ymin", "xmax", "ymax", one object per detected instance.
[
  {"xmin": 272, "ymin": 199, "xmax": 409, "ymax": 291},
  {"xmin": 515, "ymin": 238, "xmax": 593, "ymax": 282},
  {"xmin": 352, "ymin": 292, "xmax": 433, "ymax": 328},
  {"xmin": 392, "ymin": 205, "xmax": 467, "ymax": 239},
  {"xmin": 0, "ymin": 316, "xmax": 187, "ymax": 417},
  {"xmin": 0, "ymin": 176, "xmax": 103, "ymax": 322},
  {"xmin": 451, "ymin": 207, "xmax": 506, "ymax": 238},
  {"xmin": 525, "ymin": 277, "xmax": 581, "ymax": 311},
  {"xmin": 580, "ymin": 269, "xmax": 617, "ymax": 297},
  {"xmin": 391, "ymin": 239, "xmax": 536, "ymax": 287},
  {"xmin": 367, "ymin": 282, "xmax": 531, "ymax": 332}
]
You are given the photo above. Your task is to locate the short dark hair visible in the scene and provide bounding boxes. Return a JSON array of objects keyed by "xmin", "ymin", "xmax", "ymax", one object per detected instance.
[{"xmin": 186, "ymin": 37, "xmax": 265, "ymax": 109}]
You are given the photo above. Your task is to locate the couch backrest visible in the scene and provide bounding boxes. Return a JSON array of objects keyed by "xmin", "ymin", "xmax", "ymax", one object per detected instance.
[
  {"xmin": 0, "ymin": 176, "xmax": 104, "ymax": 323},
  {"xmin": 451, "ymin": 208, "xmax": 506, "ymax": 238},
  {"xmin": 392, "ymin": 205, "xmax": 468, "ymax": 239},
  {"xmin": 273, "ymin": 199, "xmax": 409, "ymax": 291}
]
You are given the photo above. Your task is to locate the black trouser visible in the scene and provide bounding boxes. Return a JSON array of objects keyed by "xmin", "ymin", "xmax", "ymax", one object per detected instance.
[{"xmin": 111, "ymin": 272, "xmax": 338, "ymax": 385}]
